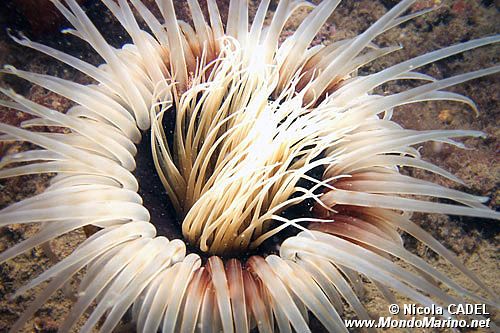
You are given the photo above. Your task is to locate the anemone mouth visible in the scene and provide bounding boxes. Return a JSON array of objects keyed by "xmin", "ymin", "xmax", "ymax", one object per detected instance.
[
  {"xmin": 148, "ymin": 61, "xmax": 331, "ymax": 257},
  {"xmin": 135, "ymin": 128, "xmax": 316, "ymax": 259},
  {"xmin": 0, "ymin": 0, "xmax": 499, "ymax": 332}
]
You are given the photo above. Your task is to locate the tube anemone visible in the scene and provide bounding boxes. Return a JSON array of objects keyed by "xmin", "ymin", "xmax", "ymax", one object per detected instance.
[{"xmin": 0, "ymin": 0, "xmax": 499, "ymax": 332}]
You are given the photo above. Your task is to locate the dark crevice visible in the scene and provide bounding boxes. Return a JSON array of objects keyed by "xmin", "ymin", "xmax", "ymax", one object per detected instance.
[{"xmin": 134, "ymin": 130, "xmax": 182, "ymax": 240}]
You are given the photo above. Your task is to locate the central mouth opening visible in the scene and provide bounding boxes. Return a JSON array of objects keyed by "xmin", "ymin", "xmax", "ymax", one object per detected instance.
[
  {"xmin": 134, "ymin": 126, "xmax": 323, "ymax": 259},
  {"xmin": 130, "ymin": 47, "xmax": 331, "ymax": 257}
]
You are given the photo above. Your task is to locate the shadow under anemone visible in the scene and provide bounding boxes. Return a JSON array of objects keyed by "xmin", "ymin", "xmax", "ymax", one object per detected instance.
[{"xmin": 0, "ymin": 0, "xmax": 499, "ymax": 332}]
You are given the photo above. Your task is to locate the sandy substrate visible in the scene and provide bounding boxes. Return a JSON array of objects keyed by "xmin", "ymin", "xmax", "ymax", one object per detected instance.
[{"xmin": 0, "ymin": 0, "xmax": 498, "ymax": 332}]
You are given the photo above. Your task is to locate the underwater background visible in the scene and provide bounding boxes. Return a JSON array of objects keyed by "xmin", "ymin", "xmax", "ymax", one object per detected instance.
[{"xmin": 0, "ymin": 0, "xmax": 498, "ymax": 331}]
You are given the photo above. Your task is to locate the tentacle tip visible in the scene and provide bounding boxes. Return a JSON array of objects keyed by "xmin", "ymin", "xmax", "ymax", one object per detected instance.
[
  {"xmin": 6, "ymin": 29, "xmax": 26, "ymax": 42},
  {"xmin": 478, "ymin": 131, "xmax": 488, "ymax": 139},
  {"xmin": 3, "ymin": 65, "xmax": 16, "ymax": 72},
  {"xmin": 0, "ymin": 87, "xmax": 15, "ymax": 97},
  {"xmin": 9, "ymin": 290, "xmax": 23, "ymax": 301}
]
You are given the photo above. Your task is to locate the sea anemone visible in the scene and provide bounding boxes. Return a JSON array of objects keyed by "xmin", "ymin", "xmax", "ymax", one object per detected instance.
[{"xmin": 0, "ymin": 0, "xmax": 499, "ymax": 332}]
